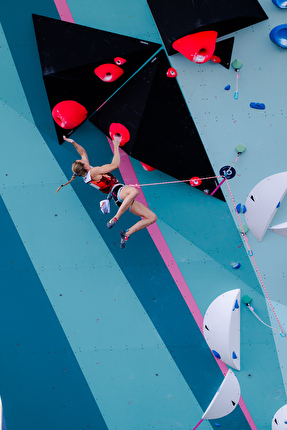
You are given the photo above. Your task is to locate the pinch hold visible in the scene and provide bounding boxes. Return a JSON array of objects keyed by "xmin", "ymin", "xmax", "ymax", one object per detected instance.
[
  {"xmin": 52, "ymin": 100, "xmax": 88, "ymax": 129},
  {"xmin": 94, "ymin": 63, "xmax": 124, "ymax": 82},
  {"xmin": 190, "ymin": 176, "xmax": 202, "ymax": 186},
  {"xmin": 166, "ymin": 67, "xmax": 177, "ymax": 77},
  {"xmin": 211, "ymin": 55, "xmax": 221, "ymax": 63},
  {"xmin": 109, "ymin": 123, "xmax": 130, "ymax": 146},
  {"xmin": 172, "ymin": 31, "xmax": 218, "ymax": 64},
  {"xmin": 250, "ymin": 102, "xmax": 265, "ymax": 110},
  {"xmin": 140, "ymin": 162, "xmax": 156, "ymax": 171},
  {"xmin": 114, "ymin": 57, "xmax": 126, "ymax": 65}
]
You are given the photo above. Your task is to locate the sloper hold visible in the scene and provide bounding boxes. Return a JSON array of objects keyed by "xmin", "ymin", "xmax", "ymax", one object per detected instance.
[
  {"xmin": 172, "ymin": 31, "xmax": 218, "ymax": 63},
  {"xmin": 147, "ymin": 0, "xmax": 268, "ymax": 55},
  {"xmin": 32, "ymin": 14, "xmax": 161, "ymax": 143},
  {"xmin": 90, "ymin": 49, "xmax": 224, "ymax": 200}
]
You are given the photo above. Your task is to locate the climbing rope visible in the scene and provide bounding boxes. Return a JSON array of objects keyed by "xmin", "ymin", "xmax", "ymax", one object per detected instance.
[
  {"xmin": 234, "ymin": 71, "xmax": 239, "ymax": 100},
  {"xmin": 128, "ymin": 172, "xmax": 286, "ymax": 338},
  {"xmin": 247, "ymin": 305, "xmax": 282, "ymax": 335},
  {"xmin": 129, "ymin": 175, "xmax": 221, "ymax": 188},
  {"xmin": 225, "ymin": 178, "xmax": 286, "ymax": 338}
]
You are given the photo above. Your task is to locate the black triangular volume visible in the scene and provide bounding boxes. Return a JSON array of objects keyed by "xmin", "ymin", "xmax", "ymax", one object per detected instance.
[
  {"xmin": 214, "ymin": 37, "xmax": 235, "ymax": 69},
  {"xmin": 89, "ymin": 50, "xmax": 224, "ymax": 200},
  {"xmin": 147, "ymin": 0, "xmax": 268, "ymax": 55},
  {"xmin": 32, "ymin": 14, "xmax": 161, "ymax": 143}
]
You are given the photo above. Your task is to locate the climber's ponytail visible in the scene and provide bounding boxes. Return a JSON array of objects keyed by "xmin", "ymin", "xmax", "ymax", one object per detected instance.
[{"xmin": 56, "ymin": 174, "xmax": 77, "ymax": 193}]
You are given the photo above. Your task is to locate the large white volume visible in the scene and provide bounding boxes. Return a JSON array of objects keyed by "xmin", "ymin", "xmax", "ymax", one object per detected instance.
[
  {"xmin": 203, "ymin": 289, "xmax": 241, "ymax": 370},
  {"xmin": 202, "ymin": 369, "xmax": 241, "ymax": 420},
  {"xmin": 272, "ymin": 404, "xmax": 287, "ymax": 429},
  {"xmin": 245, "ymin": 172, "xmax": 287, "ymax": 241}
]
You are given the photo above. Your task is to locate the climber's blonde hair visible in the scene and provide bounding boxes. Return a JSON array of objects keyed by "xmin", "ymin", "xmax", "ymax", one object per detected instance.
[{"xmin": 56, "ymin": 161, "xmax": 88, "ymax": 193}]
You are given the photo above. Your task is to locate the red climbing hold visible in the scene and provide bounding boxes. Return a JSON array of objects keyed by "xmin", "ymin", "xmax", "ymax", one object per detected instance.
[
  {"xmin": 211, "ymin": 55, "xmax": 221, "ymax": 63},
  {"xmin": 190, "ymin": 176, "xmax": 202, "ymax": 186},
  {"xmin": 172, "ymin": 31, "xmax": 218, "ymax": 64},
  {"xmin": 109, "ymin": 123, "xmax": 130, "ymax": 146},
  {"xmin": 52, "ymin": 100, "xmax": 88, "ymax": 129},
  {"xmin": 166, "ymin": 67, "xmax": 177, "ymax": 77},
  {"xmin": 114, "ymin": 57, "xmax": 126, "ymax": 65},
  {"xmin": 140, "ymin": 162, "xmax": 156, "ymax": 171},
  {"xmin": 94, "ymin": 64, "xmax": 124, "ymax": 82}
]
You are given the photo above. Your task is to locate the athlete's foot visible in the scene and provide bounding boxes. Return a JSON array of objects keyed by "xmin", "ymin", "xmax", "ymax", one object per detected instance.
[
  {"xmin": 120, "ymin": 230, "xmax": 129, "ymax": 249},
  {"xmin": 107, "ymin": 217, "xmax": 118, "ymax": 229}
]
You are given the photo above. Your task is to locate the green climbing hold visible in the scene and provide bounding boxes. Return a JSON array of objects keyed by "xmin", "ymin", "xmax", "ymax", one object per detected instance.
[
  {"xmin": 238, "ymin": 224, "xmax": 249, "ymax": 234},
  {"xmin": 242, "ymin": 294, "xmax": 252, "ymax": 304},
  {"xmin": 235, "ymin": 143, "xmax": 246, "ymax": 153},
  {"xmin": 232, "ymin": 59, "xmax": 243, "ymax": 70}
]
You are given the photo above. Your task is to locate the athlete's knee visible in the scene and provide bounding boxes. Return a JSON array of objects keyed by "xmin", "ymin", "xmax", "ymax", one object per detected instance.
[
  {"xmin": 132, "ymin": 187, "xmax": 139, "ymax": 198},
  {"xmin": 149, "ymin": 212, "xmax": 157, "ymax": 224}
]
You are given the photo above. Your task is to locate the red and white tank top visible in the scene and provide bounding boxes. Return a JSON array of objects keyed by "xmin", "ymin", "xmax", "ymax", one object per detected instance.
[{"xmin": 83, "ymin": 170, "xmax": 119, "ymax": 194}]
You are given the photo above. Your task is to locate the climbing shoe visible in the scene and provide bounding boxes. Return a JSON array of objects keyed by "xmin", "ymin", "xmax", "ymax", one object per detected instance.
[
  {"xmin": 107, "ymin": 217, "xmax": 118, "ymax": 229},
  {"xmin": 120, "ymin": 230, "xmax": 129, "ymax": 249}
]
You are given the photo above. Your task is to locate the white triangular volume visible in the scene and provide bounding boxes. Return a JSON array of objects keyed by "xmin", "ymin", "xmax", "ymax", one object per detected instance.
[
  {"xmin": 272, "ymin": 404, "xmax": 287, "ymax": 429},
  {"xmin": 203, "ymin": 289, "xmax": 241, "ymax": 370},
  {"xmin": 269, "ymin": 222, "xmax": 287, "ymax": 238},
  {"xmin": 244, "ymin": 172, "xmax": 287, "ymax": 242},
  {"xmin": 202, "ymin": 369, "xmax": 241, "ymax": 420}
]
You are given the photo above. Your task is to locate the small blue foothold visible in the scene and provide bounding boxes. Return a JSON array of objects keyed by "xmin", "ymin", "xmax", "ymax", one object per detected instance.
[
  {"xmin": 214, "ymin": 424, "xmax": 221, "ymax": 427},
  {"xmin": 234, "ymin": 299, "xmax": 239, "ymax": 309},
  {"xmin": 250, "ymin": 102, "xmax": 265, "ymax": 110},
  {"xmin": 232, "ymin": 351, "xmax": 238, "ymax": 359},
  {"xmin": 236, "ymin": 203, "xmax": 247, "ymax": 214},
  {"xmin": 224, "ymin": 85, "xmax": 231, "ymax": 90},
  {"xmin": 276, "ymin": 201, "xmax": 281, "ymax": 208},
  {"xmin": 232, "ymin": 262, "xmax": 241, "ymax": 269},
  {"xmin": 212, "ymin": 350, "xmax": 221, "ymax": 359}
]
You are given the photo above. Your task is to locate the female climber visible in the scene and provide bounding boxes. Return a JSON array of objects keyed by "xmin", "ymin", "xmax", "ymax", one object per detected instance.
[{"xmin": 56, "ymin": 135, "xmax": 157, "ymax": 249}]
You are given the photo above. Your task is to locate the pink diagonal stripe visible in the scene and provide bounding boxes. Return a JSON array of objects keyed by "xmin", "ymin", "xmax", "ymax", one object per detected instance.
[
  {"xmin": 53, "ymin": 0, "xmax": 257, "ymax": 424},
  {"xmin": 54, "ymin": 0, "xmax": 74, "ymax": 22},
  {"xmin": 116, "ymin": 147, "xmax": 257, "ymax": 430}
]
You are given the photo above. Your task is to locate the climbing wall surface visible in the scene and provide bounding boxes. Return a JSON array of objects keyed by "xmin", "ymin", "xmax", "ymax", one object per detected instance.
[
  {"xmin": 32, "ymin": 13, "xmax": 161, "ymax": 143},
  {"xmin": 169, "ymin": 0, "xmax": 287, "ymax": 403},
  {"xmin": 0, "ymin": 0, "xmax": 286, "ymax": 430}
]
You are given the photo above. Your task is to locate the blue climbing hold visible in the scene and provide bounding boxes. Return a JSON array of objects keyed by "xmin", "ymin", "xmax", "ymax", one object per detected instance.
[
  {"xmin": 224, "ymin": 85, "xmax": 231, "ymax": 90},
  {"xmin": 232, "ymin": 351, "xmax": 238, "ymax": 359},
  {"xmin": 250, "ymin": 102, "xmax": 265, "ymax": 110},
  {"xmin": 272, "ymin": 0, "xmax": 287, "ymax": 7},
  {"xmin": 270, "ymin": 24, "xmax": 287, "ymax": 48},
  {"xmin": 212, "ymin": 350, "xmax": 221, "ymax": 359},
  {"xmin": 233, "ymin": 299, "xmax": 240, "ymax": 310},
  {"xmin": 276, "ymin": 201, "xmax": 281, "ymax": 208},
  {"xmin": 231, "ymin": 262, "xmax": 241, "ymax": 269},
  {"xmin": 236, "ymin": 204, "xmax": 247, "ymax": 214},
  {"xmin": 214, "ymin": 424, "xmax": 221, "ymax": 427},
  {"xmin": 272, "ymin": 0, "xmax": 287, "ymax": 9}
]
